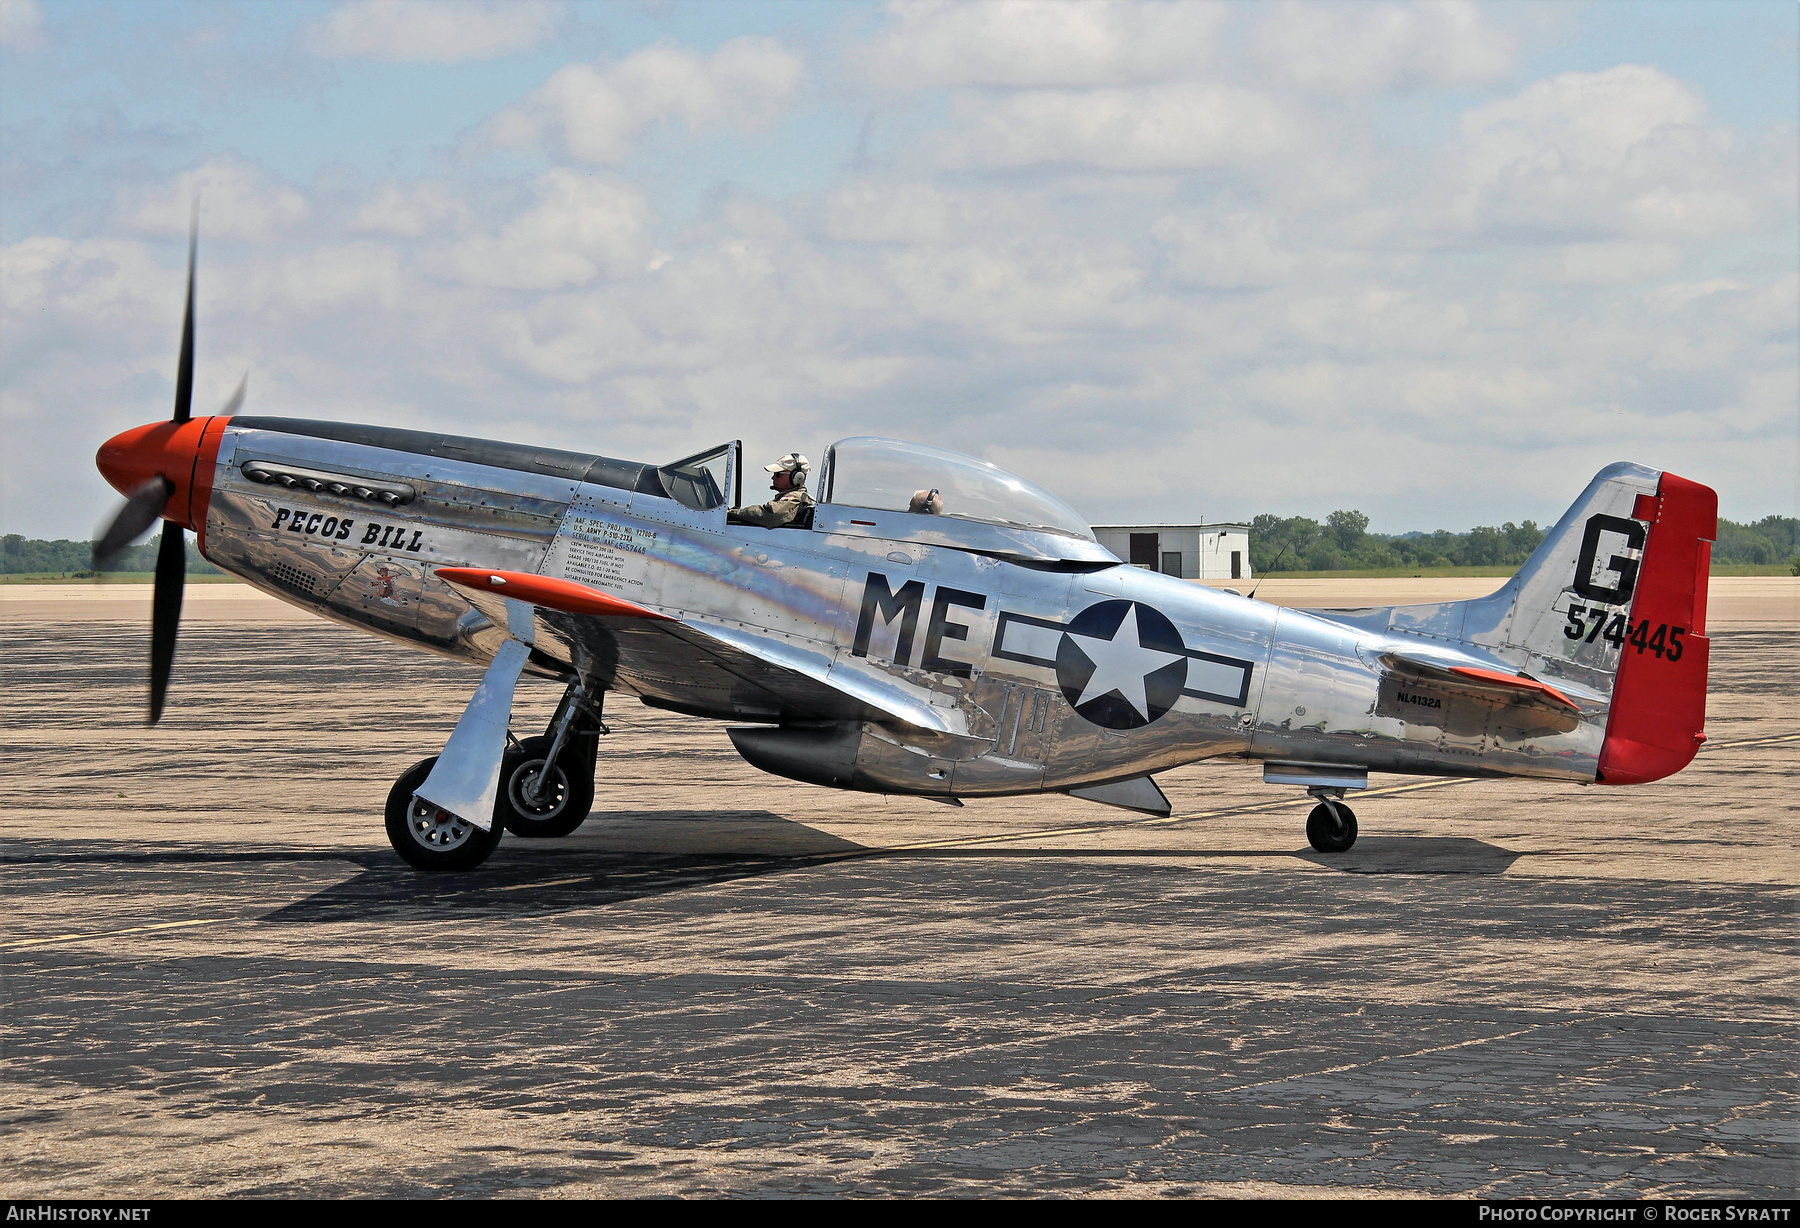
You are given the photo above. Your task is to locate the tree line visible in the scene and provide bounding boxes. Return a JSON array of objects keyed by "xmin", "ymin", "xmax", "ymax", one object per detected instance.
[
  {"xmin": 2, "ymin": 535, "xmax": 222, "ymax": 575},
  {"xmin": 1247, "ymin": 513, "xmax": 1796, "ymax": 573}
]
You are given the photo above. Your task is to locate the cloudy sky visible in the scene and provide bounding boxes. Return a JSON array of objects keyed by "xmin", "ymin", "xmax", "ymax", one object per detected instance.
[{"xmin": 2, "ymin": 0, "xmax": 1794, "ymax": 541}]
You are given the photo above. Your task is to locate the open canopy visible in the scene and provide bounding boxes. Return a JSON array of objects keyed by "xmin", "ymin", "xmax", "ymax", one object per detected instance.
[{"xmin": 819, "ymin": 437, "xmax": 1094, "ymax": 541}]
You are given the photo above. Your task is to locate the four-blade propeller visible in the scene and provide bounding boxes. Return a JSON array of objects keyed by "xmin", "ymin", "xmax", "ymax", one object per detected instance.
[{"xmin": 90, "ymin": 216, "xmax": 241, "ymax": 725}]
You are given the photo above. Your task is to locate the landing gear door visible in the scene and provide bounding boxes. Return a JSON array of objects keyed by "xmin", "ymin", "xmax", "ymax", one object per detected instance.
[{"xmin": 657, "ymin": 440, "xmax": 740, "ymax": 522}]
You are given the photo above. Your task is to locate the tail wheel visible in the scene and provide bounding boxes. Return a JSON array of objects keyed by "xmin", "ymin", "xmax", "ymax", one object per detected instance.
[
  {"xmin": 384, "ymin": 756, "xmax": 504, "ymax": 871},
  {"xmin": 1306, "ymin": 799, "xmax": 1358, "ymax": 853},
  {"xmin": 498, "ymin": 735, "xmax": 596, "ymax": 838}
]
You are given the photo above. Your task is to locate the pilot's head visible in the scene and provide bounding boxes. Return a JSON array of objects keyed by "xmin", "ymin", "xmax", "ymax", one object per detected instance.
[{"xmin": 765, "ymin": 452, "xmax": 809, "ymax": 493}]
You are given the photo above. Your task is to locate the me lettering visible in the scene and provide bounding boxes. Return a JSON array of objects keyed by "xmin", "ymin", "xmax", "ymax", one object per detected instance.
[
  {"xmin": 922, "ymin": 586, "xmax": 987, "ymax": 677},
  {"xmin": 853, "ymin": 572, "xmax": 925, "ymax": 664}
]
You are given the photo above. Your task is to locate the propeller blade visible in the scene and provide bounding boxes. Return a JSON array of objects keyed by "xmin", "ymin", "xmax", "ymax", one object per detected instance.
[
  {"xmin": 219, "ymin": 371, "xmax": 247, "ymax": 417},
  {"xmin": 172, "ymin": 212, "xmax": 196, "ymax": 424},
  {"xmin": 92, "ymin": 477, "xmax": 174, "ymax": 570},
  {"xmin": 147, "ymin": 521, "xmax": 187, "ymax": 725}
]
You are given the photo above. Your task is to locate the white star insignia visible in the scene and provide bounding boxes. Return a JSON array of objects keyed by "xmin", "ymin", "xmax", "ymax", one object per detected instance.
[{"xmin": 1066, "ymin": 605, "xmax": 1185, "ymax": 719}]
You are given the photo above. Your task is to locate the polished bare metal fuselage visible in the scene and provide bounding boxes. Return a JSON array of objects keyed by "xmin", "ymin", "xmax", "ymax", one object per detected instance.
[{"xmin": 201, "ymin": 419, "xmax": 1622, "ymax": 799}]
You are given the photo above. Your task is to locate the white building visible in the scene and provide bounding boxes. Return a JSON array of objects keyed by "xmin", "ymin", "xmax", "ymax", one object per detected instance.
[{"xmin": 1090, "ymin": 523, "xmax": 1252, "ymax": 582}]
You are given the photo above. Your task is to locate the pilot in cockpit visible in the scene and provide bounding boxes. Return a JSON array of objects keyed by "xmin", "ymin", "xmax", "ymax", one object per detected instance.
[
  {"xmin": 908, "ymin": 487, "xmax": 944, "ymax": 515},
  {"xmin": 727, "ymin": 452, "xmax": 815, "ymax": 528}
]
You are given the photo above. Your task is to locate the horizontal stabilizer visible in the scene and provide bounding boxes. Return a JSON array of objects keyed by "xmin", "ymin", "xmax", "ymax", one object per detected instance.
[
  {"xmin": 1379, "ymin": 649, "xmax": 1585, "ymax": 712},
  {"xmin": 1065, "ymin": 775, "xmax": 1171, "ymax": 816},
  {"xmin": 1445, "ymin": 665, "xmax": 1578, "ymax": 712}
]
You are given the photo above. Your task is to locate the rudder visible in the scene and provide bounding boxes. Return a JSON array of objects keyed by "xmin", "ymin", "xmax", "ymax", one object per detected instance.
[{"xmin": 1594, "ymin": 471, "xmax": 1717, "ymax": 784}]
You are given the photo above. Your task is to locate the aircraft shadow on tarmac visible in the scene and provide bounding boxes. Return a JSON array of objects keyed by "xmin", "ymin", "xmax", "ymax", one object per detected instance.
[
  {"xmin": 254, "ymin": 815, "xmax": 1528, "ymax": 925},
  {"xmin": 1295, "ymin": 836, "xmax": 1525, "ymax": 875},
  {"xmin": 261, "ymin": 809, "xmax": 864, "ymax": 923}
]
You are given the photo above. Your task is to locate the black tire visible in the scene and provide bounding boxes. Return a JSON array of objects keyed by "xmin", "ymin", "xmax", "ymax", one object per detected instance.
[
  {"xmin": 384, "ymin": 756, "xmax": 504, "ymax": 871},
  {"xmin": 1306, "ymin": 800, "xmax": 1358, "ymax": 853},
  {"xmin": 497, "ymin": 735, "xmax": 595, "ymax": 838}
]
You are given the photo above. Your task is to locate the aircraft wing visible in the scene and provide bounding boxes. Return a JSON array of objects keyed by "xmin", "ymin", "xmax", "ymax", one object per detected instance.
[{"xmin": 437, "ymin": 568, "xmax": 960, "ymax": 733}]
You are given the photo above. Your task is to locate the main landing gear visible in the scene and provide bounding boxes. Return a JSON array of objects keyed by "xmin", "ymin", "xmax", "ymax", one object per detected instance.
[
  {"xmin": 499, "ymin": 684, "xmax": 605, "ymax": 838},
  {"xmin": 1305, "ymin": 787, "xmax": 1358, "ymax": 854},
  {"xmin": 383, "ymin": 680, "xmax": 606, "ymax": 870}
]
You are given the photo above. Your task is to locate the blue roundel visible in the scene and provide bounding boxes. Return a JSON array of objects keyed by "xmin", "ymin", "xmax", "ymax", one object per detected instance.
[{"xmin": 1054, "ymin": 600, "xmax": 1188, "ymax": 730}]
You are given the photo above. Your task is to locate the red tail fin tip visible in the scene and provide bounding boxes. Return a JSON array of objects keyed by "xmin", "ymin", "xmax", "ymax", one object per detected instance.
[{"xmin": 1596, "ymin": 471, "xmax": 1717, "ymax": 786}]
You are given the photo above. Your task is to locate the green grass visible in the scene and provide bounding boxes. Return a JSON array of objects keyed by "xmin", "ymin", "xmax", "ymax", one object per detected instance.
[
  {"xmin": 0, "ymin": 572, "xmax": 241, "ymax": 585},
  {"xmin": 1246, "ymin": 565, "xmax": 1519, "ymax": 580}
]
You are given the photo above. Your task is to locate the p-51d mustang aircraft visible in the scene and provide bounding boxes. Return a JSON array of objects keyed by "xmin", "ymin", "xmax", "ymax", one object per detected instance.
[{"xmin": 94, "ymin": 237, "xmax": 1717, "ymax": 870}]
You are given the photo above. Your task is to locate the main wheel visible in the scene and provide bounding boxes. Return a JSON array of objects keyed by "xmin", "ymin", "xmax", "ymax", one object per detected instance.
[
  {"xmin": 1306, "ymin": 799, "xmax": 1358, "ymax": 853},
  {"xmin": 384, "ymin": 756, "xmax": 504, "ymax": 871},
  {"xmin": 497, "ymin": 735, "xmax": 596, "ymax": 838}
]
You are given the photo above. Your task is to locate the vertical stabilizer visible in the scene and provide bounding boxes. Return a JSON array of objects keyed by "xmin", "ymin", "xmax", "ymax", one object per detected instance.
[{"xmin": 1318, "ymin": 462, "xmax": 1717, "ymax": 785}]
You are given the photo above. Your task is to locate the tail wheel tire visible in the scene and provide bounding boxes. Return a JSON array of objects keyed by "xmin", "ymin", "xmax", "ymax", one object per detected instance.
[
  {"xmin": 498, "ymin": 735, "xmax": 596, "ymax": 838},
  {"xmin": 384, "ymin": 756, "xmax": 504, "ymax": 871},
  {"xmin": 1306, "ymin": 800, "xmax": 1358, "ymax": 853}
]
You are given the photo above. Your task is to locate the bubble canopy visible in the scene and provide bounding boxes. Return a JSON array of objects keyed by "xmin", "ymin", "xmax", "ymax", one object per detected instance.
[{"xmin": 819, "ymin": 437, "xmax": 1094, "ymax": 541}]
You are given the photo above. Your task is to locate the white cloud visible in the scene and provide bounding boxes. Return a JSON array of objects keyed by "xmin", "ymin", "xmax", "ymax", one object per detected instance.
[
  {"xmin": 433, "ymin": 170, "xmax": 650, "ymax": 290},
  {"xmin": 825, "ymin": 180, "xmax": 971, "ymax": 245},
  {"xmin": 0, "ymin": 0, "xmax": 44, "ymax": 49},
  {"xmin": 1642, "ymin": 277, "xmax": 1744, "ymax": 317},
  {"xmin": 126, "ymin": 158, "xmax": 309, "ymax": 242},
  {"xmin": 881, "ymin": 240, "xmax": 1147, "ymax": 341},
  {"xmin": 307, "ymin": 0, "xmax": 561, "ymax": 64},
  {"xmin": 1556, "ymin": 241, "xmax": 1681, "ymax": 286},
  {"xmin": 1250, "ymin": 0, "xmax": 1515, "ymax": 93},
  {"xmin": 857, "ymin": 0, "xmax": 1228, "ymax": 88},
  {"xmin": 1460, "ymin": 65, "xmax": 1706, "ymax": 181},
  {"xmin": 1152, "ymin": 211, "xmax": 1297, "ymax": 289},
  {"xmin": 1449, "ymin": 65, "xmax": 1759, "ymax": 241},
  {"xmin": 937, "ymin": 82, "xmax": 1299, "ymax": 170},
  {"xmin": 6, "ymin": 13, "xmax": 1796, "ymax": 541},
  {"xmin": 353, "ymin": 181, "xmax": 471, "ymax": 238},
  {"xmin": 0, "ymin": 237, "xmax": 168, "ymax": 325},
  {"xmin": 268, "ymin": 244, "xmax": 406, "ymax": 313},
  {"xmin": 483, "ymin": 36, "xmax": 804, "ymax": 165},
  {"xmin": 10, "ymin": 152, "xmax": 1793, "ymax": 540}
]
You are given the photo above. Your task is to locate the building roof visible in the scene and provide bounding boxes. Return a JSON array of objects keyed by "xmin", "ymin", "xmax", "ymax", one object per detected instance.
[{"xmin": 1090, "ymin": 523, "xmax": 1250, "ymax": 532}]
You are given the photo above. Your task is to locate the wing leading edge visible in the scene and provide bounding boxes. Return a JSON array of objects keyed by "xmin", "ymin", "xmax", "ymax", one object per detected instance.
[{"xmin": 438, "ymin": 568, "xmax": 959, "ymax": 734}]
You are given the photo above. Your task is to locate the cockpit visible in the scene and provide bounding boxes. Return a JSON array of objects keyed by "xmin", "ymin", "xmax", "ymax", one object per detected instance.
[
  {"xmin": 817, "ymin": 437, "xmax": 1095, "ymax": 541},
  {"xmin": 650, "ymin": 435, "xmax": 1111, "ymax": 564}
]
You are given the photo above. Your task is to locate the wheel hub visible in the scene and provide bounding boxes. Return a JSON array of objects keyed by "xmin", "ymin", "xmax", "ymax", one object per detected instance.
[
  {"xmin": 510, "ymin": 761, "xmax": 569, "ymax": 818},
  {"xmin": 408, "ymin": 799, "xmax": 474, "ymax": 850}
]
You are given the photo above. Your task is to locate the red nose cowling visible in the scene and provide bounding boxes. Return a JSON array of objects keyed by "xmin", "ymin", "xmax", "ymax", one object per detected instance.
[{"xmin": 95, "ymin": 416, "xmax": 231, "ymax": 541}]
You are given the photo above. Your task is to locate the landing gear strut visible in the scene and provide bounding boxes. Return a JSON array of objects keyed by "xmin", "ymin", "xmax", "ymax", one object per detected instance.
[
  {"xmin": 498, "ymin": 681, "xmax": 605, "ymax": 838},
  {"xmin": 1305, "ymin": 786, "xmax": 1358, "ymax": 853}
]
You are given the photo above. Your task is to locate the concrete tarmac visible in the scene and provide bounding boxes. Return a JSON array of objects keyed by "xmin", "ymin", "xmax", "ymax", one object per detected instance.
[{"xmin": 1, "ymin": 581, "xmax": 1794, "ymax": 1197}]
